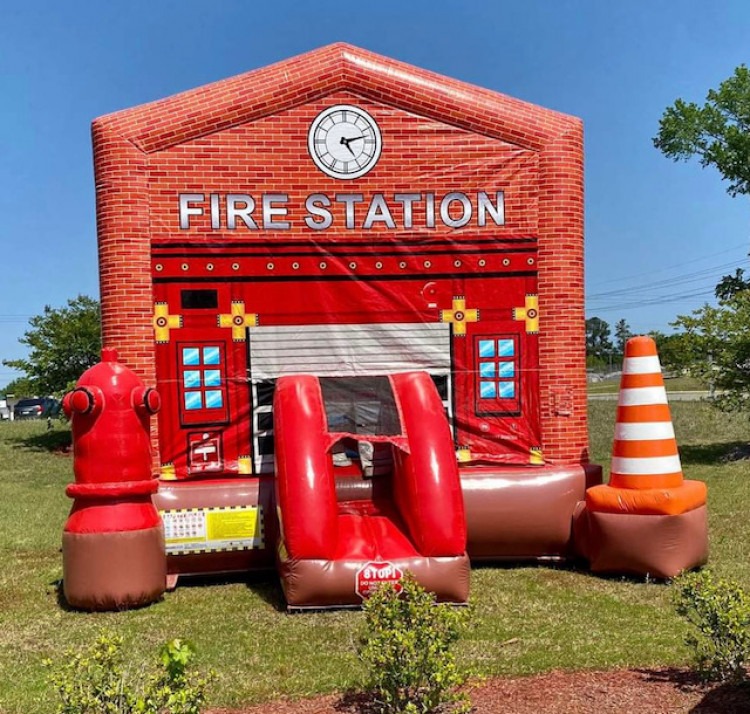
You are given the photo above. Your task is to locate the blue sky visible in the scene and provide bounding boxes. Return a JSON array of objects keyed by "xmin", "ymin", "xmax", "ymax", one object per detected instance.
[{"xmin": 1, "ymin": 1, "xmax": 749, "ymax": 387}]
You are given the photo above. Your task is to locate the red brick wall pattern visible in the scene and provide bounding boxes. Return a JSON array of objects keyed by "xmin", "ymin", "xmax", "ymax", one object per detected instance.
[{"xmin": 92, "ymin": 43, "xmax": 589, "ymax": 467}]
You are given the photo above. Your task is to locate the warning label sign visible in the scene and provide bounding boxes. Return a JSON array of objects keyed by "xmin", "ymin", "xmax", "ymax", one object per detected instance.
[
  {"xmin": 160, "ymin": 506, "xmax": 264, "ymax": 555},
  {"xmin": 355, "ymin": 561, "xmax": 404, "ymax": 599}
]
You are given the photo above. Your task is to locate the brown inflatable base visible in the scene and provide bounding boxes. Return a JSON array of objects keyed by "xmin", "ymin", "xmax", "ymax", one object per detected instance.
[
  {"xmin": 279, "ymin": 554, "xmax": 470, "ymax": 609},
  {"xmin": 461, "ymin": 464, "xmax": 601, "ymax": 560},
  {"xmin": 62, "ymin": 525, "xmax": 167, "ymax": 611},
  {"xmin": 573, "ymin": 505, "xmax": 708, "ymax": 579},
  {"xmin": 154, "ymin": 478, "xmax": 277, "ymax": 579},
  {"xmin": 151, "ymin": 464, "xmax": 605, "ymax": 585}
]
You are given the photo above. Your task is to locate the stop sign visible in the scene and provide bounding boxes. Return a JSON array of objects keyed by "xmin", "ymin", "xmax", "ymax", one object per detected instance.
[{"xmin": 355, "ymin": 561, "xmax": 404, "ymax": 599}]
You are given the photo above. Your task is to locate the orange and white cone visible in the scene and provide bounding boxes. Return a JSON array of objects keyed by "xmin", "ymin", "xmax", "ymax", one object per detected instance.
[{"xmin": 609, "ymin": 336, "xmax": 683, "ymax": 490}]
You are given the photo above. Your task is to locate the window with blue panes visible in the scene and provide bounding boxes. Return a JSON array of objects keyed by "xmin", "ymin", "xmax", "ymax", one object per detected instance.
[
  {"xmin": 179, "ymin": 344, "xmax": 228, "ymax": 423},
  {"xmin": 475, "ymin": 336, "xmax": 520, "ymax": 413}
]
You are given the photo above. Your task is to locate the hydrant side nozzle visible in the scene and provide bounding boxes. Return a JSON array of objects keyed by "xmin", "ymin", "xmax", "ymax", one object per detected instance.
[
  {"xmin": 62, "ymin": 391, "xmax": 72, "ymax": 418},
  {"xmin": 132, "ymin": 386, "xmax": 161, "ymax": 415},
  {"xmin": 64, "ymin": 386, "xmax": 103, "ymax": 417}
]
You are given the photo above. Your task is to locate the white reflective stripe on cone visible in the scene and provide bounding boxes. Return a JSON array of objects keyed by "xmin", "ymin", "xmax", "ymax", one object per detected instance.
[
  {"xmin": 618, "ymin": 386, "xmax": 668, "ymax": 407},
  {"xmin": 622, "ymin": 355, "xmax": 662, "ymax": 374},
  {"xmin": 614, "ymin": 422, "xmax": 676, "ymax": 441},
  {"xmin": 611, "ymin": 454, "xmax": 682, "ymax": 475}
]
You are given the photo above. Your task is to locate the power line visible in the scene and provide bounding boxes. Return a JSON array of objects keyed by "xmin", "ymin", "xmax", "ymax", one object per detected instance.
[
  {"xmin": 586, "ymin": 246, "xmax": 750, "ymax": 319},
  {"xmin": 588, "ymin": 260, "xmax": 741, "ymax": 300},
  {"xmin": 590, "ymin": 288, "xmax": 715, "ymax": 313},
  {"xmin": 587, "ymin": 241, "xmax": 749, "ymax": 288}
]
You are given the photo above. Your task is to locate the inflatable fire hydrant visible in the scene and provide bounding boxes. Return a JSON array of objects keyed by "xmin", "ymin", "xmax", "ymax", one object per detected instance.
[{"xmin": 61, "ymin": 348, "xmax": 165, "ymax": 610}]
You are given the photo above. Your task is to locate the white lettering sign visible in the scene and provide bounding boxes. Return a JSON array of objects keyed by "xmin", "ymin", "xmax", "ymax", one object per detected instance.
[{"xmin": 178, "ymin": 191, "xmax": 504, "ymax": 231}]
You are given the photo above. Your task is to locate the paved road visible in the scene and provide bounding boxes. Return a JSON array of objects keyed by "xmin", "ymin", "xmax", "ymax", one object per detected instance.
[{"xmin": 588, "ymin": 391, "xmax": 712, "ymax": 402}]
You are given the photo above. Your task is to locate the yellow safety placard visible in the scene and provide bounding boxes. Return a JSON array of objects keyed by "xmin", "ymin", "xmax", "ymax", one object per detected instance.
[
  {"xmin": 160, "ymin": 506, "xmax": 264, "ymax": 555},
  {"xmin": 206, "ymin": 508, "xmax": 259, "ymax": 541}
]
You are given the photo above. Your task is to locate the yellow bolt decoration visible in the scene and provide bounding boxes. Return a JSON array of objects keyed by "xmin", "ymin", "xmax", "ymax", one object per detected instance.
[
  {"xmin": 440, "ymin": 296, "xmax": 479, "ymax": 337},
  {"xmin": 218, "ymin": 301, "xmax": 258, "ymax": 342},
  {"xmin": 160, "ymin": 463, "xmax": 177, "ymax": 480},
  {"xmin": 153, "ymin": 303, "xmax": 182, "ymax": 343},
  {"xmin": 513, "ymin": 294, "xmax": 539, "ymax": 334}
]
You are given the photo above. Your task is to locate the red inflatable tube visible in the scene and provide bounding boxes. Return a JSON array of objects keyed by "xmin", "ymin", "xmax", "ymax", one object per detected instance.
[
  {"xmin": 390, "ymin": 372, "xmax": 467, "ymax": 557},
  {"xmin": 65, "ymin": 495, "xmax": 162, "ymax": 534},
  {"xmin": 274, "ymin": 375, "xmax": 338, "ymax": 560},
  {"xmin": 66, "ymin": 479, "xmax": 160, "ymax": 499}
]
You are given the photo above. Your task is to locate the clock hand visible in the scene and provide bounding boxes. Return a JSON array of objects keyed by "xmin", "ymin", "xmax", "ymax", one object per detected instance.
[{"xmin": 340, "ymin": 135, "xmax": 361, "ymax": 156}]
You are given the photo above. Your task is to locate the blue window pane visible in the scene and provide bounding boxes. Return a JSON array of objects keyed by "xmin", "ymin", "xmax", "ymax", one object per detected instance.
[
  {"xmin": 204, "ymin": 390, "xmax": 223, "ymax": 409},
  {"xmin": 203, "ymin": 346, "xmax": 220, "ymax": 365},
  {"xmin": 498, "ymin": 362, "xmax": 515, "ymax": 378},
  {"xmin": 480, "ymin": 381, "xmax": 497, "ymax": 399},
  {"xmin": 498, "ymin": 339, "xmax": 515, "ymax": 357},
  {"xmin": 183, "ymin": 370, "xmax": 201, "ymax": 389},
  {"xmin": 478, "ymin": 339, "xmax": 495, "ymax": 358},
  {"xmin": 479, "ymin": 362, "xmax": 495, "ymax": 378},
  {"xmin": 182, "ymin": 348, "xmax": 200, "ymax": 366},
  {"xmin": 498, "ymin": 382, "xmax": 516, "ymax": 399},
  {"xmin": 204, "ymin": 370, "xmax": 221, "ymax": 387},
  {"xmin": 184, "ymin": 392, "xmax": 203, "ymax": 410}
]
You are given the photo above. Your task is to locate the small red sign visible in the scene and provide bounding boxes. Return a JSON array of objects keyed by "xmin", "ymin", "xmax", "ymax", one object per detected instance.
[{"xmin": 355, "ymin": 561, "xmax": 404, "ymax": 599}]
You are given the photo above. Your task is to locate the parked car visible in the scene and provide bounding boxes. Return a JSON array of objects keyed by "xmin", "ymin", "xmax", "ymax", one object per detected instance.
[{"xmin": 13, "ymin": 397, "xmax": 61, "ymax": 420}]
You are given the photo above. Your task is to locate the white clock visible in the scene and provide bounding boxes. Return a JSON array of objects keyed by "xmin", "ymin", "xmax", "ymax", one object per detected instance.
[{"xmin": 308, "ymin": 104, "xmax": 382, "ymax": 180}]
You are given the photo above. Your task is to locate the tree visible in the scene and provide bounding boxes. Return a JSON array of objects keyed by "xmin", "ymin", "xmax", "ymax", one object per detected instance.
[
  {"xmin": 648, "ymin": 329, "xmax": 696, "ymax": 375},
  {"xmin": 670, "ymin": 293, "xmax": 750, "ymax": 411},
  {"xmin": 653, "ymin": 64, "xmax": 750, "ymax": 197},
  {"xmin": 614, "ymin": 319, "xmax": 632, "ymax": 356},
  {"xmin": 585, "ymin": 317, "xmax": 613, "ymax": 361},
  {"xmin": 715, "ymin": 268, "xmax": 750, "ymax": 302},
  {"xmin": 1, "ymin": 375, "xmax": 35, "ymax": 398},
  {"xmin": 2, "ymin": 295, "xmax": 101, "ymax": 396},
  {"xmin": 654, "ymin": 66, "xmax": 750, "ymax": 407}
]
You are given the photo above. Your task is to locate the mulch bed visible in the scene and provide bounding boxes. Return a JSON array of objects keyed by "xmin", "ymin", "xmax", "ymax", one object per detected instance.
[{"xmin": 208, "ymin": 668, "xmax": 750, "ymax": 713}]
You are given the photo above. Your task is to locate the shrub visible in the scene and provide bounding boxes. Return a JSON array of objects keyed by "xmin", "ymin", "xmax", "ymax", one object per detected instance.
[
  {"xmin": 673, "ymin": 569, "xmax": 750, "ymax": 683},
  {"xmin": 44, "ymin": 630, "xmax": 214, "ymax": 713},
  {"xmin": 358, "ymin": 572, "xmax": 471, "ymax": 714}
]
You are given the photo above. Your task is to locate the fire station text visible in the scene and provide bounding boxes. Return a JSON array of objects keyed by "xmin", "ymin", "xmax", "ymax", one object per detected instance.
[{"xmin": 178, "ymin": 191, "xmax": 505, "ymax": 231}]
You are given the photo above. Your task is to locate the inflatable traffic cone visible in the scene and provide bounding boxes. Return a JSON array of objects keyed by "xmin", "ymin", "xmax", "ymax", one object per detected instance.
[
  {"xmin": 573, "ymin": 335, "xmax": 709, "ymax": 579},
  {"xmin": 609, "ymin": 336, "xmax": 682, "ymax": 490}
]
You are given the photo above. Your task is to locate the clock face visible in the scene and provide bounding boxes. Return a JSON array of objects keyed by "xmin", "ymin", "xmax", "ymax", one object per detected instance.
[{"xmin": 308, "ymin": 104, "xmax": 382, "ymax": 180}]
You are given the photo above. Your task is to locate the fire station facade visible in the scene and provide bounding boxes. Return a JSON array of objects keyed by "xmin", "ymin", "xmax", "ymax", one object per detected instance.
[{"xmin": 93, "ymin": 43, "xmax": 590, "ymax": 484}]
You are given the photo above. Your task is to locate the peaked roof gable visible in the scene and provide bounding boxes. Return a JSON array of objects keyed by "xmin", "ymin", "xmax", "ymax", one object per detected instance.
[{"xmin": 94, "ymin": 43, "xmax": 580, "ymax": 154}]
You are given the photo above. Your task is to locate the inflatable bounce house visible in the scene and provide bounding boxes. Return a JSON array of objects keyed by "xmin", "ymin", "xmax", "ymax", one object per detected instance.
[{"xmin": 61, "ymin": 44, "xmax": 708, "ymax": 611}]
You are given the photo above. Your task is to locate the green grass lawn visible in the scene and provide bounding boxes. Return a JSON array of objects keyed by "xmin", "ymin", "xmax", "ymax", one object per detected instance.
[{"xmin": 1, "ymin": 403, "xmax": 749, "ymax": 712}]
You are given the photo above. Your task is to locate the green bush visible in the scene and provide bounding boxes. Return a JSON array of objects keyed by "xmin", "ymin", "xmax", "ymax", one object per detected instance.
[
  {"xmin": 358, "ymin": 572, "xmax": 471, "ymax": 714},
  {"xmin": 43, "ymin": 631, "xmax": 214, "ymax": 713},
  {"xmin": 673, "ymin": 569, "xmax": 750, "ymax": 683}
]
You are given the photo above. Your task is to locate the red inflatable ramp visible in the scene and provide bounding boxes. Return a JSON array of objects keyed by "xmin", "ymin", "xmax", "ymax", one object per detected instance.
[{"xmin": 274, "ymin": 372, "xmax": 469, "ymax": 608}]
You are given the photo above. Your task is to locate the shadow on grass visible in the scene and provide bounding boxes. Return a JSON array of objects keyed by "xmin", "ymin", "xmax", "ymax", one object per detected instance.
[
  {"xmin": 471, "ymin": 557, "xmax": 671, "ymax": 586},
  {"xmin": 173, "ymin": 570, "xmax": 286, "ymax": 611},
  {"xmin": 635, "ymin": 667, "xmax": 750, "ymax": 713},
  {"xmin": 245, "ymin": 571, "xmax": 286, "ymax": 612},
  {"xmin": 52, "ymin": 579, "xmax": 75, "ymax": 612},
  {"xmin": 52, "ymin": 578, "xmax": 163, "ymax": 613},
  {"xmin": 679, "ymin": 440, "xmax": 750, "ymax": 466},
  {"xmin": 10, "ymin": 428, "xmax": 71, "ymax": 454}
]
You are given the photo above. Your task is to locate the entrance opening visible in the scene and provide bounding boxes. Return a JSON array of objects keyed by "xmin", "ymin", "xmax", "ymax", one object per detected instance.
[{"xmin": 320, "ymin": 376, "xmax": 401, "ymax": 437}]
